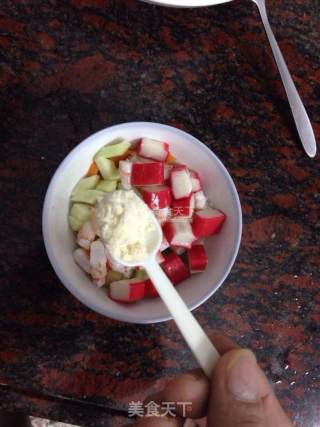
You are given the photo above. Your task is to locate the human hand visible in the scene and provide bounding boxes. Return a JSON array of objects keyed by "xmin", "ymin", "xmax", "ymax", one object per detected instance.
[{"xmin": 131, "ymin": 335, "xmax": 293, "ymax": 426}]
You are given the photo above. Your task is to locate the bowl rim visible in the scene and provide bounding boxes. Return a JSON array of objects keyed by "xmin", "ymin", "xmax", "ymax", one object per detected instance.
[
  {"xmin": 42, "ymin": 122, "xmax": 242, "ymax": 323},
  {"xmin": 141, "ymin": 0, "xmax": 232, "ymax": 8}
]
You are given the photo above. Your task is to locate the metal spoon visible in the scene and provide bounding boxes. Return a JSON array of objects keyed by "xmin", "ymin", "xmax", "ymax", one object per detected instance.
[
  {"xmin": 145, "ymin": 0, "xmax": 317, "ymax": 157},
  {"xmin": 253, "ymin": 0, "xmax": 317, "ymax": 157}
]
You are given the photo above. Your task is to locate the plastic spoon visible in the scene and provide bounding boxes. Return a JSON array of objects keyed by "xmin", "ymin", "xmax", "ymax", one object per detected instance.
[{"xmin": 106, "ymin": 196, "xmax": 220, "ymax": 377}]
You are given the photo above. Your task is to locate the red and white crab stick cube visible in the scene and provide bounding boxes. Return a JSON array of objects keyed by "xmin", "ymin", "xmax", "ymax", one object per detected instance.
[
  {"xmin": 194, "ymin": 190, "xmax": 207, "ymax": 210},
  {"xmin": 171, "ymin": 246, "xmax": 186, "ymax": 255},
  {"xmin": 192, "ymin": 238, "xmax": 204, "ymax": 246},
  {"xmin": 171, "ymin": 194, "xmax": 195, "ymax": 218},
  {"xmin": 163, "ymin": 220, "xmax": 195, "ymax": 248},
  {"xmin": 109, "ymin": 279, "xmax": 146, "ymax": 303},
  {"xmin": 73, "ymin": 248, "xmax": 91, "ymax": 274},
  {"xmin": 131, "ymin": 162, "xmax": 164, "ymax": 186},
  {"xmin": 77, "ymin": 221, "xmax": 95, "ymax": 250},
  {"xmin": 155, "ymin": 251, "xmax": 165, "ymax": 264},
  {"xmin": 137, "ymin": 137, "xmax": 169, "ymax": 162},
  {"xmin": 161, "ymin": 252, "xmax": 190, "ymax": 285},
  {"xmin": 190, "ymin": 170, "xmax": 202, "ymax": 192},
  {"xmin": 164, "ymin": 164, "xmax": 172, "ymax": 181},
  {"xmin": 160, "ymin": 235, "xmax": 170, "ymax": 252},
  {"xmin": 119, "ymin": 160, "xmax": 132, "ymax": 190},
  {"xmin": 192, "ymin": 208, "xmax": 226, "ymax": 238},
  {"xmin": 170, "ymin": 165, "xmax": 192, "ymax": 200},
  {"xmin": 141, "ymin": 185, "xmax": 172, "ymax": 209},
  {"xmin": 145, "ymin": 279, "xmax": 158, "ymax": 298},
  {"xmin": 90, "ymin": 239, "xmax": 107, "ymax": 284},
  {"xmin": 188, "ymin": 244, "xmax": 208, "ymax": 273}
]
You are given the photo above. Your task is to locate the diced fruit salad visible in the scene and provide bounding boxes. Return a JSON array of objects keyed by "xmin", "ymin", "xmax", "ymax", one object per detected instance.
[{"xmin": 69, "ymin": 137, "xmax": 226, "ymax": 303}]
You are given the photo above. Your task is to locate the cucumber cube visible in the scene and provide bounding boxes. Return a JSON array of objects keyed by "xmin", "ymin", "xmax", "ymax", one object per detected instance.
[
  {"xmin": 71, "ymin": 175, "xmax": 100, "ymax": 195},
  {"xmin": 69, "ymin": 203, "xmax": 93, "ymax": 223},
  {"xmin": 94, "ymin": 139, "xmax": 130, "ymax": 160},
  {"xmin": 96, "ymin": 180, "xmax": 117, "ymax": 192},
  {"xmin": 106, "ymin": 270, "xmax": 124, "ymax": 285},
  {"xmin": 69, "ymin": 215, "xmax": 83, "ymax": 231},
  {"xmin": 134, "ymin": 269, "xmax": 148, "ymax": 280},
  {"xmin": 108, "ymin": 169, "xmax": 120, "ymax": 181},
  {"xmin": 71, "ymin": 189, "xmax": 105, "ymax": 205},
  {"xmin": 95, "ymin": 157, "xmax": 117, "ymax": 180}
]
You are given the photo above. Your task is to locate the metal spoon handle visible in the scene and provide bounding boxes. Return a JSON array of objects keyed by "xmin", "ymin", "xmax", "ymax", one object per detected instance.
[
  {"xmin": 254, "ymin": 0, "xmax": 316, "ymax": 158},
  {"xmin": 144, "ymin": 257, "xmax": 219, "ymax": 376}
]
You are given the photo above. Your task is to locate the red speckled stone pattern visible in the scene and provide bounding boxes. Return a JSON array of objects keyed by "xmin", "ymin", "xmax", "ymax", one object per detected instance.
[{"xmin": 0, "ymin": 0, "xmax": 319, "ymax": 426}]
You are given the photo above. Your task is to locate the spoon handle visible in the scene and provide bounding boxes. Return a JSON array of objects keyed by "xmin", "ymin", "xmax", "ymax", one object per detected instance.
[
  {"xmin": 254, "ymin": 0, "xmax": 316, "ymax": 158},
  {"xmin": 144, "ymin": 257, "xmax": 219, "ymax": 377}
]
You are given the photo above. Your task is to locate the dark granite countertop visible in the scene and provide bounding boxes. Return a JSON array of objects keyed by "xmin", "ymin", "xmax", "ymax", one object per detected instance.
[{"xmin": 1, "ymin": 0, "xmax": 319, "ymax": 426}]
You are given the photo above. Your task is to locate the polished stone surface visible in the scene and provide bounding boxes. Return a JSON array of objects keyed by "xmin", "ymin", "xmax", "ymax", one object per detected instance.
[{"xmin": 0, "ymin": 0, "xmax": 319, "ymax": 426}]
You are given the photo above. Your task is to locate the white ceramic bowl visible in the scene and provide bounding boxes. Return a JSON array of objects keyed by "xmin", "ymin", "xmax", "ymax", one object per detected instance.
[
  {"xmin": 42, "ymin": 122, "xmax": 242, "ymax": 324},
  {"xmin": 142, "ymin": 0, "xmax": 232, "ymax": 8}
]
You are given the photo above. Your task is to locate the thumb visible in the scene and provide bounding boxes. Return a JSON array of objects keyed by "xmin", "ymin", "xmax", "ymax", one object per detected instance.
[{"xmin": 207, "ymin": 349, "xmax": 271, "ymax": 427}]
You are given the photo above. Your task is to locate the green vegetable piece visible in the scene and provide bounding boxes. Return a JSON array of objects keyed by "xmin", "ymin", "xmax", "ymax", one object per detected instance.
[
  {"xmin": 71, "ymin": 189, "xmax": 105, "ymax": 205},
  {"xmin": 106, "ymin": 270, "xmax": 124, "ymax": 285},
  {"xmin": 71, "ymin": 175, "xmax": 100, "ymax": 195},
  {"xmin": 96, "ymin": 180, "xmax": 117, "ymax": 192},
  {"xmin": 94, "ymin": 139, "xmax": 130, "ymax": 160},
  {"xmin": 69, "ymin": 203, "xmax": 93, "ymax": 223},
  {"xmin": 107, "ymin": 169, "xmax": 120, "ymax": 181},
  {"xmin": 135, "ymin": 269, "xmax": 148, "ymax": 280},
  {"xmin": 69, "ymin": 215, "xmax": 83, "ymax": 231},
  {"xmin": 95, "ymin": 157, "xmax": 117, "ymax": 180}
]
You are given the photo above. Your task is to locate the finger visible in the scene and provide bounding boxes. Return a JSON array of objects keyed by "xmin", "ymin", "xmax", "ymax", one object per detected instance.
[
  {"xmin": 208, "ymin": 332, "xmax": 239, "ymax": 354},
  {"xmin": 208, "ymin": 349, "xmax": 267, "ymax": 426},
  {"xmin": 207, "ymin": 349, "xmax": 293, "ymax": 427},
  {"xmin": 194, "ymin": 417, "xmax": 206, "ymax": 427},
  {"xmin": 145, "ymin": 370, "xmax": 209, "ymax": 418},
  {"xmin": 263, "ymin": 391, "xmax": 293, "ymax": 427},
  {"xmin": 144, "ymin": 334, "xmax": 238, "ymax": 419},
  {"xmin": 131, "ymin": 415, "xmax": 184, "ymax": 426}
]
